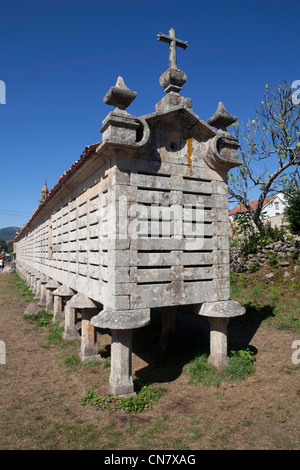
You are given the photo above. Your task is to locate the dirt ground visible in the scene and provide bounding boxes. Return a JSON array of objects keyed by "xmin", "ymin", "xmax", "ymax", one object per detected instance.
[{"xmin": 0, "ymin": 269, "xmax": 299, "ymax": 451}]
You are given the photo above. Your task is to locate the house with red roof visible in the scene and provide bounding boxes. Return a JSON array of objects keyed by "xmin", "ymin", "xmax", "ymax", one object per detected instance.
[{"xmin": 229, "ymin": 192, "xmax": 287, "ymax": 229}]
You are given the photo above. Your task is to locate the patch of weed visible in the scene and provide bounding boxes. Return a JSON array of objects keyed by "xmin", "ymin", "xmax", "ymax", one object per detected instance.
[
  {"xmin": 45, "ymin": 322, "xmax": 64, "ymax": 345},
  {"xmin": 81, "ymin": 385, "xmax": 165, "ymax": 414},
  {"xmin": 188, "ymin": 349, "xmax": 255, "ymax": 386}
]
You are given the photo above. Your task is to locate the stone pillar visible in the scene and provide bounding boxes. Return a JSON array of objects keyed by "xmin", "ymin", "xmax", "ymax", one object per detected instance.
[
  {"xmin": 53, "ymin": 295, "xmax": 63, "ymax": 322},
  {"xmin": 199, "ymin": 300, "xmax": 245, "ymax": 369},
  {"xmin": 160, "ymin": 306, "xmax": 176, "ymax": 348},
  {"xmin": 110, "ymin": 329, "xmax": 134, "ymax": 397},
  {"xmin": 34, "ymin": 273, "xmax": 42, "ymax": 300},
  {"xmin": 207, "ymin": 317, "xmax": 229, "ymax": 368},
  {"xmin": 63, "ymin": 303, "xmax": 79, "ymax": 340},
  {"xmin": 52, "ymin": 285, "xmax": 75, "ymax": 323},
  {"xmin": 91, "ymin": 308, "xmax": 150, "ymax": 397},
  {"xmin": 80, "ymin": 308, "xmax": 99, "ymax": 361},
  {"xmin": 45, "ymin": 280, "xmax": 59, "ymax": 312},
  {"xmin": 39, "ymin": 276, "xmax": 48, "ymax": 306},
  {"xmin": 67, "ymin": 293, "xmax": 100, "ymax": 361},
  {"xmin": 29, "ymin": 272, "xmax": 35, "ymax": 291}
]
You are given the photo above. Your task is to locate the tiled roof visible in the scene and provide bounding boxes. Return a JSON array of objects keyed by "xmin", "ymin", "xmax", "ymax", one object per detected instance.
[
  {"xmin": 229, "ymin": 195, "xmax": 274, "ymax": 216},
  {"xmin": 14, "ymin": 142, "xmax": 100, "ymax": 242}
]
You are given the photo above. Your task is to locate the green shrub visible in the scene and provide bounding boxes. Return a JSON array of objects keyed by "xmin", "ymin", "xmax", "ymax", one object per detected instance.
[
  {"xmin": 247, "ymin": 261, "xmax": 260, "ymax": 273},
  {"xmin": 267, "ymin": 253, "xmax": 280, "ymax": 268}
]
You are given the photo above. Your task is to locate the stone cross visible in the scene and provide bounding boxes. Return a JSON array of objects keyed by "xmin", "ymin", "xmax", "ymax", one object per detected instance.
[{"xmin": 157, "ymin": 28, "xmax": 188, "ymax": 69}]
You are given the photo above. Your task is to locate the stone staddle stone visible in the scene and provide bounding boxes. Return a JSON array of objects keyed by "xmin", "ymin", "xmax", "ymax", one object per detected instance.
[
  {"xmin": 67, "ymin": 293, "xmax": 97, "ymax": 309},
  {"xmin": 91, "ymin": 309, "xmax": 150, "ymax": 330},
  {"xmin": 199, "ymin": 300, "xmax": 245, "ymax": 318}
]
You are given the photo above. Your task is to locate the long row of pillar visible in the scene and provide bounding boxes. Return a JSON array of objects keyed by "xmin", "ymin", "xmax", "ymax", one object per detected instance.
[
  {"xmin": 17, "ymin": 266, "xmax": 146, "ymax": 397},
  {"xmin": 17, "ymin": 265, "xmax": 246, "ymax": 397}
]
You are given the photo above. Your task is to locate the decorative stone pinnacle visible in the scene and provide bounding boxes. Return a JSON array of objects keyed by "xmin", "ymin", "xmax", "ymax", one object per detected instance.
[
  {"xmin": 103, "ymin": 76, "xmax": 137, "ymax": 110},
  {"xmin": 207, "ymin": 102, "xmax": 237, "ymax": 131}
]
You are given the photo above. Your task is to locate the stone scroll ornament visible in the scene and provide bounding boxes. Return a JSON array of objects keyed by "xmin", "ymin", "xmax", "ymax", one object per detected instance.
[
  {"xmin": 205, "ymin": 101, "xmax": 241, "ymax": 170},
  {"xmin": 101, "ymin": 76, "xmax": 150, "ymax": 150}
]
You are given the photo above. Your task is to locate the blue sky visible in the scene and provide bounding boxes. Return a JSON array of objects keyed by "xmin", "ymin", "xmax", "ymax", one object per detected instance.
[{"xmin": 0, "ymin": 0, "xmax": 299, "ymax": 228}]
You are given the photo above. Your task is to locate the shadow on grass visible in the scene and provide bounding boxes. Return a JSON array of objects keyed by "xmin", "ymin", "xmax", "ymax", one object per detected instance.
[{"xmin": 132, "ymin": 302, "xmax": 275, "ymax": 386}]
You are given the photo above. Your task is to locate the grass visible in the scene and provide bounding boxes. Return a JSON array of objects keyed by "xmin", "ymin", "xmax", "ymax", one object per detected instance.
[
  {"xmin": 3, "ymin": 266, "xmax": 300, "ymax": 450},
  {"xmin": 188, "ymin": 349, "xmax": 256, "ymax": 386},
  {"xmin": 230, "ymin": 264, "xmax": 300, "ymax": 333},
  {"xmin": 14, "ymin": 273, "xmax": 35, "ymax": 301}
]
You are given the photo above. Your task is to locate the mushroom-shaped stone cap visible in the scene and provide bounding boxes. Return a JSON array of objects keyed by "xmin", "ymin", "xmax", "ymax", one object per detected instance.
[
  {"xmin": 199, "ymin": 300, "xmax": 245, "ymax": 318},
  {"xmin": 207, "ymin": 102, "xmax": 237, "ymax": 131},
  {"xmin": 53, "ymin": 285, "xmax": 76, "ymax": 297},
  {"xmin": 67, "ymin": 293, "xmax": 97, "ymax": 309},
  {"xmin": 45, "ymin": 280, "xmax": 59, "ymax": 289},
  {"xmin": 91, "ymin": 309, "xmax": 150, "ymax": 330},
  {"xmin": 103, "ymin": 76, "xmax": 137, "ymax": 110}
]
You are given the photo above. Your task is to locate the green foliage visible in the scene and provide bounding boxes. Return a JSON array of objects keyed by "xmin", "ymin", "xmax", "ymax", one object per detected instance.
[
  {"xmin": 284, "ymin": 192, "xmax": 300, "ymax": 234},
  {"xmin": 247, "ymin": 261, "xmax": 260, "ymax": 273},
  {"xmin": 61, "ymin": 353, "xmax": 81, "ymax": 368},
  {"xmin": 229, "ymin": 81, "xmax": 300, "ymax": 234},
  {"xmin": 0, "ymin": 238, "xmax": 8, "ymax": 252},
  {"xmin": 233, "ymin": 212, "xmax": 288, "ymax": 255},
  {"xmin": 267, "ymin": 253, "xmax": 280, "ymax": 268},
  {"xmin": 81, "ymin": 385, "xmax": 165, "ymax": 414},
  {"xmin": 188, "ymin": 354, "xmax": 216, "ymax": 385},
  {"xmin": 22, "ymin": 308, "xmax": 52, "ymax": 326},
  {"xmin": 45, "ymin": 322, "xmax": 64, "ymax": 345},
  {"xmin": 15, "ymin": 274, "xmax": 35, "ymax": 302},
  {"xmin": 35, "ymin": 309, "xmax": 53, "ymax": 326},
  {"xmin": 188, "ymin": 349, "xmax": 256, "ymax": 386}
]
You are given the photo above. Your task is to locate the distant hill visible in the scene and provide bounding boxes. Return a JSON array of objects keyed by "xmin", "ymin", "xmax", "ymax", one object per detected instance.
[{"xmin": 0, "ymin": 226, "xmax": 21, "ymax": 242}]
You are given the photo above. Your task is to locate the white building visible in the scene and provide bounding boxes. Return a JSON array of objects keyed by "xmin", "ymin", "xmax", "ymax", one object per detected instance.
[{"xmin": 229, "ymin": 192, "xmax": 287, "ymax": 227}]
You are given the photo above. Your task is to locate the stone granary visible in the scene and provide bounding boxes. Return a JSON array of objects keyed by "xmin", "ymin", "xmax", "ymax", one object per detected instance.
[{"xmin": 14, "ymin": 29, "xmax": 245, "ymax": 397}]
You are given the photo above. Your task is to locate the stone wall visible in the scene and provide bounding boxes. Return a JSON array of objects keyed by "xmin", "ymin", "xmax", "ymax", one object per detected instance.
[{"xmin": 230, "ymin": 236, "xmax": 300, "ymax": 274}]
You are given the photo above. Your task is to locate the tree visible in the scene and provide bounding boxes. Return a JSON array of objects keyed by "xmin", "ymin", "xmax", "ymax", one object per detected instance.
[
  {"xmin": 283, "ymin": 182, "xmax": 300, "ymax": 234},
  {"xmin": 229, "ymin": 81, "xmax": 300, "ymax": 234},
  {"xmin": 0, "ymin": 239, "xmax": 8, "ymax": 252}
]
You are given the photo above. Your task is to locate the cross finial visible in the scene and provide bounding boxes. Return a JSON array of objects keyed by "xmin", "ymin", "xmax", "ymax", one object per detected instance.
[{"xmin": 157, "ymin": 28, "xmax": 188, "ymax": 69}]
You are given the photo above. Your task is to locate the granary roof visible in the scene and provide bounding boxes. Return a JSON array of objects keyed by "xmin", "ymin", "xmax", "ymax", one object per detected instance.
[
  {"xmin": 14, "ymin": 142, "xmax": 100, "ymax": 242},
  {"xmin": 141, "ymin": 105, "xmax": 217, "ymax": 138}
]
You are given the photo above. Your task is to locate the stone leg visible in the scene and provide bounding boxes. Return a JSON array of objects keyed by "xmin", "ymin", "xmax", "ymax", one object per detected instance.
[
  {"xmin": 63, "ymin": 304, "xmax": 79, "ymax": 340},
  {"xmin": 109, "ymin": 329, "xmax": 134, "ymax": 398},
  {"xmin": 53, "ymin": 295, "xmax": 63, "ymax": 322},
  {"xmin": 80, "ymin": 308, "xmax": 99, "ymax": 361},
  {"xmin": 208, "ymin": 317, "xmax": 229, "ymax": 369},
  {"xmin": 160, "ymin": 306, "xmax": 176, "ymax": 348},
  {"xmin": 34, "ymin": 279, "xmax": 41, "ymax": 300},
  {"xmin": 46, "ymin": 289, "xmax": 54, "ymax": 312},
  {"xmin": 39, "ymin": 283, "xmax": 47, "ymax": 306}
]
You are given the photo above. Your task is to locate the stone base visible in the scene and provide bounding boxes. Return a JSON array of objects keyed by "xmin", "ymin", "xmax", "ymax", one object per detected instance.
[
  {"xmin": 79, "ymin": 353, "xmax": 102, "ymax": 363},
  {"xmin": 62, "ymin": 331, "xmax": 80, "ymax": 341}
]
